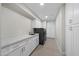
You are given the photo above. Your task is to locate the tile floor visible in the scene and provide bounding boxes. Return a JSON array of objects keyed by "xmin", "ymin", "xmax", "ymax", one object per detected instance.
[{"xmin": 31, "ymin": 39, "xmax": 61, "ymax": 56}]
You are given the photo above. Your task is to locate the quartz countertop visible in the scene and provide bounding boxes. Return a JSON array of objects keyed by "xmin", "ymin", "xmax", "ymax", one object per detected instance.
[{"xmin": 1, "ymin": 34, "xmax": 39, "ymax": 48}]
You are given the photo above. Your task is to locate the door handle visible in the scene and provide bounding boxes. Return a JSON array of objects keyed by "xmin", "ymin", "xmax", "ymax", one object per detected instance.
[
  {"xmin": 69, "ymin": 19, "xmax": 72, "ymax": 24},
  {"xmin": 22, "ymin": 47, "xmax": 25, "ymax": 52},
  {"xmin": 69, "ymin": 27, "xmax": 72, "ymax": 31}
]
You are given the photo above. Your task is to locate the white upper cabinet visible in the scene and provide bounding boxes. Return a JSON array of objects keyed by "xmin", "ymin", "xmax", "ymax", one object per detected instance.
[
  {"xmin": 72, "ymin": 4, "xmax": 79, "ymax": 24},
  {"xmin": 65, "ymin": 4, "xmax": 74, "ymax": 26},
  {"xmin": 65, "ymin": 4, "xmax": 79, "ymax": 26}
]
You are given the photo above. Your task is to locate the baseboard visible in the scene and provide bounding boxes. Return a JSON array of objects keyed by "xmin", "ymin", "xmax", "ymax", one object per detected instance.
[
  {"xmin": 47, "ymin": 37, "xmax": 55, "ymax": 39},
  {"xmin": 62, "ymin": 51, "xmax": 66, "ymax": 56}
]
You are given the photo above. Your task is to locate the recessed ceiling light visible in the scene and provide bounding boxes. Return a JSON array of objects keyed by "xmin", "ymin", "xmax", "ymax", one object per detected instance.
[
  {"xmin": 40, "ymin": 3, "xmax": 44, "ymax": 6},
  {"xmin": 45, "ymin": 16, "xmax": 48, "ymax": 19}
]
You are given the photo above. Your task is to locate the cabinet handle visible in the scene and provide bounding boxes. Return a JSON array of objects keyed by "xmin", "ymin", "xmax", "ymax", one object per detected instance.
[
  {"xmin": 69, "ymin": 27, "xmax": 72, "ymax": 31},
  {"xmin": 22, "ymin": 47, "xmax": 25, "ymax": 52},
  {"xmin": 22, "ymin": 48, "xmax": 23, "ymax": 52},
  {"xmin": 69, "ymin": 19, "xmax": 72, "ymax": 24}
]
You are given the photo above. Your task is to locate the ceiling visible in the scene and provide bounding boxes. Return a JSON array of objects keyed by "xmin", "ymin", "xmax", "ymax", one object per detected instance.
[{"xmin": 25, "ymin": 3, "xmax": 63, "ymax": 21}]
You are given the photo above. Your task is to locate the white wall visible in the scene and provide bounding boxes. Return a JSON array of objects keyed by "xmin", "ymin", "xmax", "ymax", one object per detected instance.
[
  {"xmin": 1, "ymin": 6, "xmax": 32, "ymax": 41},
  {"xmin": 42, "ymin": 21, "xmax": 47, "ymax": 29},
  {"xmin": 56, "ymin": 5, "xmax": 65, "ymax": 55},
  {"xmin": 47, "ymin": 21, "xmax": 56, "ymax": 38},
  {"xmin": 32, "ymin": 19, "xmax": 42, "ymax": 28}
]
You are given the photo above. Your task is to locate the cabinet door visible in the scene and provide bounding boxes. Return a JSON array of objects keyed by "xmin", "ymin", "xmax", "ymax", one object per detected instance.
[
  {"xmin": 21, "ymin": 38, "xmax": 34, "ymax": 56},
  {"xmin": 72, "ymin": 25, "xmax": 79, "ymax": 56},
  {"xmin": 72, "ymin": 4, "xmax": 79, "ymax": 24},
  {"xmin": 65, "ymin": 25, "xmax": 79, "ymax": 56},
  {"xmin": 65, "ymin": 4, "xmax": 74, "ymax": 26},
  {"xmin": 65, "ymin": 26, "xmax": 74, "ymax": 56},
  {"xmin": 66, "ymin": 4, "xmax": 79, "ymax": 25},
  {"xmin": 23, "ymin": 37, "xmax": 39, "ymax": 56},
  {"xmin": 25, "ymin": 38, "xmax": 35, "ymax": 56},
  {"xmin": 6, "ymin": 47, "xmax": 22, "ymax": 56},
  {"xmin": 65, "ymin": 3, "xmax": 79, "ymax": 56},
  {"xmin": 33, "ymin": 36, "xmax": 39, "ymax": 48}
]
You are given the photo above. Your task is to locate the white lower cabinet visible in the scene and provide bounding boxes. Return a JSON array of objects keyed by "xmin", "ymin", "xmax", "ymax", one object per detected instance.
[
  {"xmin": 72, "ymin": 26, "xmax": 79, "ymax": 56},
  {"xmin": 65, "ymin": 26, "xmax": 74, "ymax": 56},
  {"xmin": 7, "ymin": 46, "xmax": 23, "ymax": 56},
  {"xmin": 23, "ymin": 37, "xmax": 39, "ymax": 56},
  {"xmin": 1, "ymin": 35, "xmax": 39, "ymax": 56}
]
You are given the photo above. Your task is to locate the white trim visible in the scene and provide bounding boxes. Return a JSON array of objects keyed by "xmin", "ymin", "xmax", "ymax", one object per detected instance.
[{"xmin": 55, "ymin": 39, "xmax": 62, "ymax": 55}]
